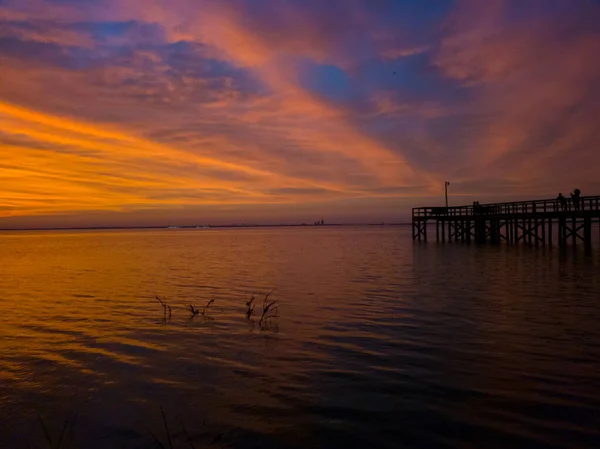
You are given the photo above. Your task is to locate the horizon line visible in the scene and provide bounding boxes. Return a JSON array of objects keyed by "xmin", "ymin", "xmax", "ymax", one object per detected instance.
[{"xmin": 0, "ymin": 222, "xmax": 413, "ymax": 232}]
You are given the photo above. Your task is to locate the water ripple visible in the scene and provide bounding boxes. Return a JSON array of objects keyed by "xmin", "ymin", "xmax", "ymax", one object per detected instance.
[{"xmin": 0, "ymin": 227, "xmax": 599, "ymax": 448}]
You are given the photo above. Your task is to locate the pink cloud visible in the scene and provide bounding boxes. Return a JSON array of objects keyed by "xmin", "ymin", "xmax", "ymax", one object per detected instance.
[
  {"xmin": 1, "ymin": 0, "xmax": 599, "ymax": 227},
  {"xmin": 431, "ymin": 0, "xmax": 600, "ymax": 195}
]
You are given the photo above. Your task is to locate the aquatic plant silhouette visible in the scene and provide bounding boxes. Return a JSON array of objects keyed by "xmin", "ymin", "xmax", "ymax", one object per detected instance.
[
  {"xmin": 152, "ymin": 291, "xmax": 277, "ymax": 328},
  {"xmin": 145, "ymin": 406, "xmax": 226, "ymax": 449},
  {"xmin": 188, "ymin": 299, "xmax": 218, "ymax": 322},
  {"xmin": 201, "ymin": 298, "xmax": 215, "ymax": 316},
  {"xmin": 146, "ymin": 406, "xmax": 174, "ymax": 449},
  {"xmin": 155, "ymin": 296, "xmax": 172, "ymax": 319},
  {"xmin": 35, "ymin": 405, "xmax": 230, "ymax": 449},
  {"xmin": 37, "ymin": 410, "xmax": 78, "ymax": 449},
  {"xmin": 244, "ymin": 293, "xmax": 255, "ymax": 319},
  {"xmin": 258, "ymin": 290, "xmax": 279, "ymax": 328}
]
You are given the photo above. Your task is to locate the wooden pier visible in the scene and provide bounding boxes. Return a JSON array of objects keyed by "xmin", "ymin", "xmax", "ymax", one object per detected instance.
[{"xmin": 412, "ymin": 195, "xmax": 600, "ymax": 249}]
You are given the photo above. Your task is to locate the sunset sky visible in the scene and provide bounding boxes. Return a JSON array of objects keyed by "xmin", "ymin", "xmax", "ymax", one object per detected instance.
[{"xmin": 1, "ymin": 0, "xmax": 600, "ymax": 228}]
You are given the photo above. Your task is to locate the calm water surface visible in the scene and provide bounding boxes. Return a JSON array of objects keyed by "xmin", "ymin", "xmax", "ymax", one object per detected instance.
[{"xmin": 0, "ymin": 227, "xmax": 599, "ymax": 448}]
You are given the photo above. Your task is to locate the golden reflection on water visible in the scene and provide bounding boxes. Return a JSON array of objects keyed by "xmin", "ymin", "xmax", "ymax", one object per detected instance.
[{"xmin": 1, "ymin": 228, "xmax": 599, "ymax": 449}]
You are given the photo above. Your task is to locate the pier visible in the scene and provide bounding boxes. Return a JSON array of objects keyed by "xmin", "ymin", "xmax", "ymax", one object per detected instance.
[{"xmin": 412, "ymin": 195, "xmax": 600, "ymax": 249}]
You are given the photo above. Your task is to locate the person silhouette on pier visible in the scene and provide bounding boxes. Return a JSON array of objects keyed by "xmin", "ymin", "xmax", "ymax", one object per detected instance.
[
  {"xmin": 557, "ymin": 193, "xmax": 567, "ymax": 211},
  {"xmin": 571, "ymin": 189, "xmax": 581, "ymax": 211}
]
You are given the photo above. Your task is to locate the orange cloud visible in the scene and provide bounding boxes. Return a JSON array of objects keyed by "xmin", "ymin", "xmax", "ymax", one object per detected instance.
[
  {"xmin": 1, "ymin": 0, "xmax": 598, "ymax": 227},
  {"xmin": 0, "ymin": 1, "xmax": 431, "ymax": 226}
]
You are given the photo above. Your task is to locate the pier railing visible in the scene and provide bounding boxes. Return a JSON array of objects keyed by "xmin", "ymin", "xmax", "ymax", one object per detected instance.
[{"xmin": 413, "ymin": 195, "xmax": 600, "ymax": 219}]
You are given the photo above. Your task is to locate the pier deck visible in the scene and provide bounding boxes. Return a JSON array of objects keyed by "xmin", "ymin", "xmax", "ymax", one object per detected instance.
[{"xmin": 412, "ymin": 196, "xmax": 600, "ymax": 249}]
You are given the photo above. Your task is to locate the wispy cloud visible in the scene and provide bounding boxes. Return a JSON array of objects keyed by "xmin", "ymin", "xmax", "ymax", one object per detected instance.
[{"xmin": 0, "ymin": 0, "xmax": 598, "ymax": 226}]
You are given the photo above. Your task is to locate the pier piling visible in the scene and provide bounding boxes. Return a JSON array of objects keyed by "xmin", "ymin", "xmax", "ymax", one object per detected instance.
[{"xmin": 413, "ymin": 196, "xmax": 600, "ymax": 249}]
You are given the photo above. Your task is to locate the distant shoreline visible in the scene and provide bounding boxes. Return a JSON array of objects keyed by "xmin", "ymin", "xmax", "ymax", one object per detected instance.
[{"xmin": 0, "ymin": 223, "xmax": 412, "ymax": 232}]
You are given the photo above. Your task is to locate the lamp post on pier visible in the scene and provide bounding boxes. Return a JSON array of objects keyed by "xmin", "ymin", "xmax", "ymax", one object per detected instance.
[{"xmin": 445, "ymin": 181, "xmax": 450, "ymax": 208}]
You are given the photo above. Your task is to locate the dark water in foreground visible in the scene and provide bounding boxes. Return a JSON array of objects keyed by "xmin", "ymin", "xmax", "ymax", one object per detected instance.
[{"xmin": 0, "ymin": 227, "xmax": 599, "ymax": 449}]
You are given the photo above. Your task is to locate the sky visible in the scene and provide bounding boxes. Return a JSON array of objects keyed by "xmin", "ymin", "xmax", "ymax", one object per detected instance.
[{"xmin": 1, "ymin": 0, "xmax": 599, "ymax": 228}]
